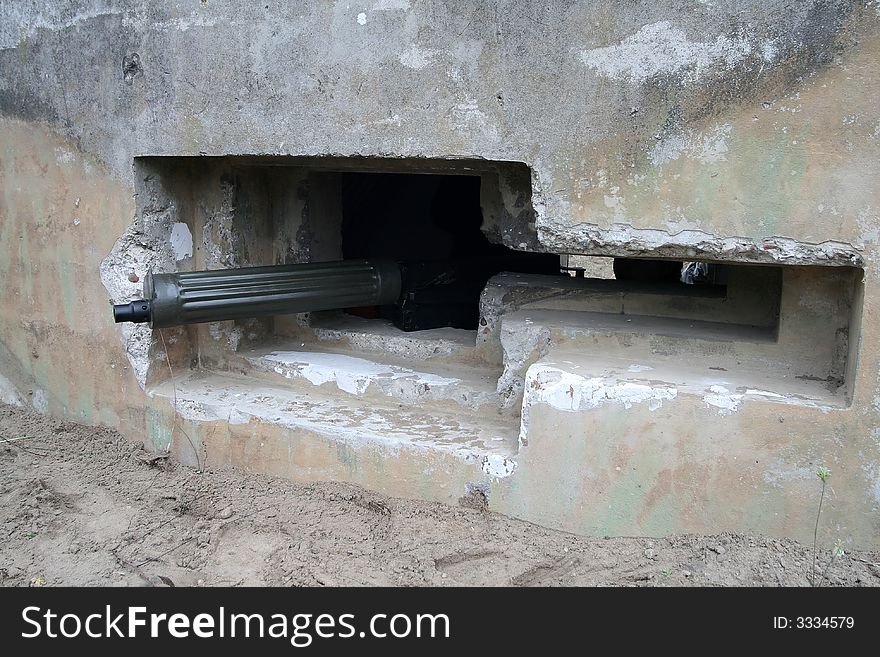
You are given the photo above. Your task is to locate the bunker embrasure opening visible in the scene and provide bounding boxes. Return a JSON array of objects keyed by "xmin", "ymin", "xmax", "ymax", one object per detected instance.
[{"xmin": 124, "ymin": 156, "xmax": 862, "ymax": 421}]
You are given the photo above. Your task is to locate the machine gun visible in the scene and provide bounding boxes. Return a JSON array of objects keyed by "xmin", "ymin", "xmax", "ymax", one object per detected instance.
[{"xmin": 112, "ymin": 258, "xmax": 496, "ymax": 332}]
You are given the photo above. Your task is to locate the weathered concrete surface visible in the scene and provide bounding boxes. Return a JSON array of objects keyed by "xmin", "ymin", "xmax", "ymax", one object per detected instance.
[
  {"xmin": 501, "ymin": 355, "xmax": 880, "ymax": 543},
  {"xmin": 1, "ymin": 1, "xmax": 876, "ymax": 257},
  {"xmin": 0, "ymin": 120, "xmax": 141, "ymax": 426},
  {"xmin": 1, "ymin": 1, "xmax": 879, "ymax": 547}
]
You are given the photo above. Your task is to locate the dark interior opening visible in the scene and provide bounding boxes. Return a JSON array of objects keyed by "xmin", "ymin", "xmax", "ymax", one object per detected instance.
[
  {"xmin": 612, "ymin": 258, "xmax": 728, "ymax": 288},
  {"xmin": 341, "ymin": 172, "xmax": 560, "ymax": 330}
]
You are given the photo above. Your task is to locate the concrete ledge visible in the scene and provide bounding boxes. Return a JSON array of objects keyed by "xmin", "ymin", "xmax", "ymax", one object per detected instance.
[
  {"xmin": 495, "ymin": 354, "xmax": 873, "ymax": 545},
  {"xmin": 237, "ymin": 345, "xmax": 504, "ymax": 415},
  {"xmin": 146, "ymin": 371, "xmax": 519, "ymax": 490}
]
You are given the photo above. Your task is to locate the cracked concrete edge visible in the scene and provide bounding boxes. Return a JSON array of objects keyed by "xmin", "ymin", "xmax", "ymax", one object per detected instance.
[
  {"xmin": 536, "ymin": 221, "xmax": 865, "ymax": 267},
  {"xmin": 99, "ymin": 210, "xmax": 179, "ymax": 389},
  {"xmin": 497, "ymin": 322, "xmax": 552, "ymax": 411}
]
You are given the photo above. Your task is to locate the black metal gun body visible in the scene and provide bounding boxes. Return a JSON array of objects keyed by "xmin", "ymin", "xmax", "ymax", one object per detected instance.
[{"xmin": 112, "ymin": 258, "xmax": 488, "ymax": 332}]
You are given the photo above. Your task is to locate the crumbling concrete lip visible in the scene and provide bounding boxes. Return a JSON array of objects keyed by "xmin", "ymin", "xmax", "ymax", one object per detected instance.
[
  {"xmin": 537, "ymin": 222, "xmax": 864, "ymax": 268},
  {"xmin": 308, "ymin": 314, "xmax": 477, "ymax": 363}
]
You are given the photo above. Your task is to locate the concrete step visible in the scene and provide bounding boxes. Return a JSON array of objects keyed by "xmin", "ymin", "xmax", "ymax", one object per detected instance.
[
  {"xmin": 495, "ymin": 308, "xmax": 782, "ymax": 409},
  {"xmin": 476, "ymin": 270, "xmax": 777, "ymax": 366},
  {"xmin": 148, "ymin": 371, "xmax": 519, "ymax": 479},
  {"xmin": 221, "ymin": 338, "xmax": 510, "ymax": 418},
  {"xmin": 519, "ymin": 348, "xmax": 844, "ymax": 443},
  {"xmin": 522, "ymin": 349, "xmax": 845, "ymax": 419}
]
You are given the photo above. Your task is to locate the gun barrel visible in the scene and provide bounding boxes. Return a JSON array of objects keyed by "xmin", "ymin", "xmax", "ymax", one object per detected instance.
[{"xmin": 113, "ymin": 259, "xmax": 401, "ymax": 328}]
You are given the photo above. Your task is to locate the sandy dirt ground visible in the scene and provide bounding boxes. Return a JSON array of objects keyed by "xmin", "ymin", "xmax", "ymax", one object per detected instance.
[{"xmin": 1, "ymin": 403, "xmax": 878, "ymax": 587}]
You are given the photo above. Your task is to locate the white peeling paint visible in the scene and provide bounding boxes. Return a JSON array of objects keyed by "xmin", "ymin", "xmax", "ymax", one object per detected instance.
[
  {"xmin": 54, "ymin": 147, "xmax": 76, "ymax": 164},
  {"xmin": 372, "ymin": 0, "xmax": 410, "ymax": 10},
  {"xmin": 482, "ymin": 454, "xmax": 517, "ymax": 479},
  {"xmin": 760, "ymin": 38, "xmax": 780, "ymax": 62},
  {"xmin": 262, "ymin": 351, "xmax": 458, "ymax": 397},
  {"xmin": 744, "ymin": 389, "xmax": 785, "ymax": 399},
  {"xmin": 649, "ymin": 124, "xmax": 731, "ymax": 166},
  {"xmin": 603, "ymin": 190, "xmax": 627, "ymax": 221},
  {"xmin": 496, "ymin": 320, "xmax": 552, "ymax": 409},
  {"xmin": 120, "ymin": 9, "xmax": 217, "ymax": 34},
  {"xmin": 871, "ymin": 467, "xmax": 880, "ymax": 509},
  {"xmin": 0, "ymin": 372, "xmax": 24, "ymax": 407},
  {"xmin": 856, "ymin": 206, "xmax": 880, "ymax": 247},
  {"xmin": 357, "ymin": 13, "xmax": 367, "ymax": 25},
  {"xmin": 703, "ymin": 385, "xmax": 743, "ymax": 415},
  {"xmin": 520, "ymin": 363, "xmax": 678, "ymax": 443},
  {"xmin": 763, "ymin": 461, "xmax": 816, "ymax": 488},
  {"xmin": 170, "ymin": 222, "xmax": 193, "ymax": 261},
  {"xmin": 527, "ymin": 365, "xmax": 670, "ymax": 423},
  {"xmin": 579, "ymin": 21, "xmax": 752, "ymax": 84},
  {"xmin": 398, "ymin": 46, "xmax": 437, "ymax": 69},
  {"xmin": 170, "ymin": 397, "xmax": 251, "ymax": 426},
  {"xmin": 0, "ymin": 4, "xmax": 122, "ymax": 49},
  {"xmin": 648, "ymin": 134, "xmax": 688, "ymax": 166},
  {"xmin": 32, "ymin": 389, "xmax": 48, "ymax": 414},
  {"xmin": 368, "ymin": 114, "xmax": 402, "ymax": 127},
  {"xmin": 449, "ymin": 100, "xmax": 498, "ymax": 140},
  {"xmin": 0, "ymin": 3, "xmax": 221, "ymax": 49}
]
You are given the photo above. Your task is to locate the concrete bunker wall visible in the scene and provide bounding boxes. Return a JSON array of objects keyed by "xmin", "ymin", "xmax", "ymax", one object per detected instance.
[{"xmin": 1, "ymin": 1, "xmax": 879, "ymax": 546}]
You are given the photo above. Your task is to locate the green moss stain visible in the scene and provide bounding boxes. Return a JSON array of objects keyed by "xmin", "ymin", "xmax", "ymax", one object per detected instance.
[
  {"xmin": 571, "ymin": 121, "xmax": 817, "ymax": 242},
  {"xmin": 0, "ymin": 155, "xmax": 15, "ymax": 283},
  {"xmin": 177, "ymin": 420, "xmax": 205, "ymax": 468},
  {"xmin": 145, "ymin": 406, "xmax": 173, "ymax": 452},
  {"xmin": 76, "ymin": 378, "xmax": 94, "ymax": 423},
  {"xmin": 335, "ymin": 441, "xmax": 356, "ymax": 471},
  {"xmin": 30, "ymin": 353, "xmax": 70, "ymax": 416},
  {"xmin": 17, "ymin": 216, "xmax": 33, "ymax": 305},
  {"xmin": 729, "ymin": 127, "xmax": 811, "ymax": 237},
  {"xmin": 57, "ymin": 237, "xmax": 77, "ymax": 328},
  {"xmin": 96, "ymin": 403, "xmax": 119, "ymax": 428}
]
